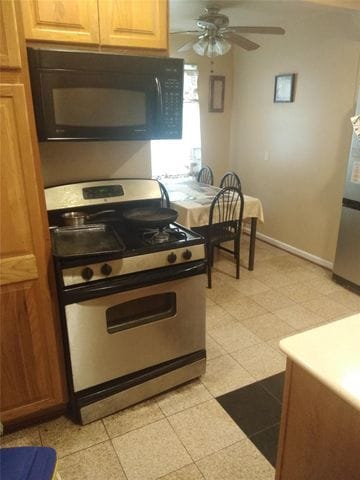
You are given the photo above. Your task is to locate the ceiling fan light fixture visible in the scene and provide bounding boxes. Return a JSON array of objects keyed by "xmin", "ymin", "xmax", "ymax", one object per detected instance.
[
  {"xmin": 192, "ymin": 36, "xmax": 209, "ymax": 56},
  {"xmin": 192, "ymin": 35, "xmax": 231, "ymax": 58},
  {"xmin": 213, "ymin": 36, "xmax": 231, "ymax": 57}
]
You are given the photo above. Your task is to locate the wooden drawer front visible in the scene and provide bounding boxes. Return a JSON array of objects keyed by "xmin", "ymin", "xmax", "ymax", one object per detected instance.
[
  {"xmin": 21, "ymin": 0, "xmax": 99, "ymax": 44},
  {"xmin": 99, "ymin": 0, "xmax": 168, "ymax": 49},
  {"xmin": 0, "ymin": 255, "xmax": 38, "ymax": 286}
]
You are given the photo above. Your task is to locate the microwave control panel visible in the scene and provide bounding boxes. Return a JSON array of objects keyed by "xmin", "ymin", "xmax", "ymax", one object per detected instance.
[{"xmin": 157, "ymin": 77, "xmax": 183, "ymax": 139}]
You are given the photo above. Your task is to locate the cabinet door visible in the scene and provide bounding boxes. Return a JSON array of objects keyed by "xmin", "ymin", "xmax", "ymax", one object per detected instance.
[
  {"xmin": 0, "ymin": 84, "xmax": 66, "ymax": 424},
  {"xmin": 0, "ymin": 85, "xmax": 38, "ymax": 287},
  {"xmin": 0, "ymin": 0, "xmax": 21, "ymax": 68},
  {"xmin": 21, "ymin": 0, "xmax": 99, "ymax": 44},
  {"xmin": 99, "ymin": 0, "xmax": 168, "ymax": 50}
]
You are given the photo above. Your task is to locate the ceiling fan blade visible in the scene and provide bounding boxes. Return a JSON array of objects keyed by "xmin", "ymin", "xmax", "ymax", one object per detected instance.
[
  {"xmin": 170, "ymin": 30, "xmax": 200, "ymax": 35},
  {"xmin": 226, "ymin": 33, "xmax": 260, "ymax": 51},
  {"xmin": 226, "ymin": 26, "xmax": 285, "ymax": 35},
  {"xmin": 176, "ymin": 39, "xmax": 197, "ymax": 52}
]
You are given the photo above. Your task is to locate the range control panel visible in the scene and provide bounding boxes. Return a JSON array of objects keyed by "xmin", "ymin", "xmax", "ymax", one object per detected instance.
[{"xmin": 62, "ymin": 244, "xmax": 205, "ymax": 286}]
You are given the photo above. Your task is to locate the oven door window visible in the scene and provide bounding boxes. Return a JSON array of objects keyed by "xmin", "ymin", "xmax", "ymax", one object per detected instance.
[
  {"xmin": 106, "ymin": 292, "xmax": 176, "ymax": 334},
  {"xmin": 39, "ymin": 70, "xmax": 156, "ymax": 140}
]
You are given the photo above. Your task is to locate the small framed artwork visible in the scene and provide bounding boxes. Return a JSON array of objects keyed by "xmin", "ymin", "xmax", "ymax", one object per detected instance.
[
  {"xmin": 274, "ymin": 74, "xmax": 295, "ymax": 103},
  {"xmin": 209, "ymin": 75, "xmax": 225, "ymax": 112}
]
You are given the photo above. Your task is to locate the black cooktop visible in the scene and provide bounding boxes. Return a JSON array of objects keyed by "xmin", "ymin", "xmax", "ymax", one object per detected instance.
[
  {"xmin": 53, "ymin": 222, "xmax": 204, "ymax": 268},
  {"xmin": 115, "ymin": 223, "xmax": 199, "ymax": 250}
]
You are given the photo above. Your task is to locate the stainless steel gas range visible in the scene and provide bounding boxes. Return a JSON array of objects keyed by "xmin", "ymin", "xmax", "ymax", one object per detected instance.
[{"xmin": 45, "ymin": 179, "xmax": 206, "ymax": 424}]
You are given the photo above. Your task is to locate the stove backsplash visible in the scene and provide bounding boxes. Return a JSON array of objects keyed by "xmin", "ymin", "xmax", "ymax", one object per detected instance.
[{"xmin": 40, "ymin": 141, "xmax": 152, "ymax": 187}]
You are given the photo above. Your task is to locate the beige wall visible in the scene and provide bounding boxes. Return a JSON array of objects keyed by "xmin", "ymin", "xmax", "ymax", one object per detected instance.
[
  {"xmin": 229, "ymin": 3, "xmax": 360, "ymax": 263},
  {"xmin": 170, "ymin": 36, "xmax": 233, "ymax": 184},
  {"xmin": 40, "ymin": 141, "xmax": 151, "ymax": 187}
]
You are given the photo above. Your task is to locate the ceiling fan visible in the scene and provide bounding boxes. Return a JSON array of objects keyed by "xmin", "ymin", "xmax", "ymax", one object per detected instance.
[{"xmin": 172, "ymin": 5, "xmax": 285, "ymax": 58}]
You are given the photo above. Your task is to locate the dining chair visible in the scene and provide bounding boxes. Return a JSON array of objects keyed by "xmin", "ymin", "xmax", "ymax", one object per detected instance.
[
  {"xmin": 219, "ymin": 171, "xmax": 242, "ymax": 190},
  {"xmin": 204, "ymin": 186, "xmax": 244, "ymax": 288},
  {"xmin": 158, "ymin": 181, "xmax": 170, "ymax": 208},
  {"xmin": 197, "ymin": 166, "xmax": 214, "ymax": 185}
]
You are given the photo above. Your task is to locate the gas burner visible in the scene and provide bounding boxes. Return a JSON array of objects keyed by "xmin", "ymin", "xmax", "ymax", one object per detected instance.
[
  {"xmin": 170, "ymin": 226, "xmax": 188, "ymax": 239},
  {"xmin": 142, "ymin": 226, "xmax": 187, "ymax": 245},
  {"xmin": 146, "ymin": 228, "xmax": 170, "ymax": 245}
]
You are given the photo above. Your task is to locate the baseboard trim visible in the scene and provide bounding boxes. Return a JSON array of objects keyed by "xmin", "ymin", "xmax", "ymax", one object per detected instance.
[{"xmin": 243, "ymin": 227, "xmax": 333, "ymax": 270}]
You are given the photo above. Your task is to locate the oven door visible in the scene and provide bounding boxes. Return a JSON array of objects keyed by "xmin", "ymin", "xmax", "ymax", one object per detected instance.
[{"xmin": 65, "ymin": 274, "xmax": 206, "ymax": 392}]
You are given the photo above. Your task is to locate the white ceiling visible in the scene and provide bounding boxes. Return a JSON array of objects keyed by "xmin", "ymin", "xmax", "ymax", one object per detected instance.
[{"xmin": 169, "ymin": 0, "xmax": 360, "ymax": 33}]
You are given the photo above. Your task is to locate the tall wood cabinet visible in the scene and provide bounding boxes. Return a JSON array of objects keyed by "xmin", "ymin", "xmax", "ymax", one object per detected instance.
[
  {"xmin": 21, "ymin": 0, "xmax": 168, "ymax": 50},
  {"xmin": 0, "ymin": 0, "xmax": 67, "ymax": 427}
]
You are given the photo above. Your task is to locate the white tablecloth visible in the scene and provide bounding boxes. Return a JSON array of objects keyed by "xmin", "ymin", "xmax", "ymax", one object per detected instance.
[{"xmin": 163, "ymin": 180, "xmax": 264, "ymax": 229}]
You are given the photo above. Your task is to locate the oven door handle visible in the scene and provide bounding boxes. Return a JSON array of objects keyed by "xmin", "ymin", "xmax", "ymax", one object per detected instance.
[{"xmin": 62, "ymin": 260, "xmax": 206, "ymax": 304}]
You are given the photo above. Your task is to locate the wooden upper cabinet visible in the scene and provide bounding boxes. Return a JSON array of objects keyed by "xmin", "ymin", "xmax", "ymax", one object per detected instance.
[
  {"xmin": 20, "ymin": 0, "xmax": 168, "ymax": 51},
  {"xmin": 21, "ymin": 0, "xmax": 100, "ymax": 44},
  {"xmin": 99, "ymin": 0, "xmax": 168, "ymax": 49},
  {"xmin": 0, "ymin": 0, "xmax": 21, "ymax": 68}
]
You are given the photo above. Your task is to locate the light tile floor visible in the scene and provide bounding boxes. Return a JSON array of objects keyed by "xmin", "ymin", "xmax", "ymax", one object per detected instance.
[{"xmin": 1, "ymin": 237, "xmax": 359, "ymax": 480}]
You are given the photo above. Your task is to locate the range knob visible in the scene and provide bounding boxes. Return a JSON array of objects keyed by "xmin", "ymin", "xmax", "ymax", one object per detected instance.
[
  {"xmin": 182, "ymin": 249, "xmax": 192, "ymax": 260},
  {"xmin": 81, "ymin": 267, "xmax": 93, "ymax": 281},
  {"xmin": 167, "ymin": 252, "xmax": 177, "ymax": 264},
  {"xmin": 101, "ymin": 263, "xmax": 112, "ymax": 276}
]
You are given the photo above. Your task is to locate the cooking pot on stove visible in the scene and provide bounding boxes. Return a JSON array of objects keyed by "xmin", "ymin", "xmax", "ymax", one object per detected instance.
[
  {"xmin": 123, "ymin": 207, "xmax": 178, "ymax": 229},
  {"xmin": 61, "ymin": 210, "xmax": 115, "ymax": 227}
]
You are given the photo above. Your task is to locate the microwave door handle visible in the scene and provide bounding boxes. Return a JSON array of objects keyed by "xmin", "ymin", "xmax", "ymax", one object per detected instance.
[{"xmin": 155, "ymin": 77, "xmax": 163, "ymax": 115}]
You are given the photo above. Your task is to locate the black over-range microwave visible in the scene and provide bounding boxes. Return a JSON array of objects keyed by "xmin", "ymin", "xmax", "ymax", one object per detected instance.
[{"xmin": 27, "ymin": 48, "xmax": 184, "ymax": 141}]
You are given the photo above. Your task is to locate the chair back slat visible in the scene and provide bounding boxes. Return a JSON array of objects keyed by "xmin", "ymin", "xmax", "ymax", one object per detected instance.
[
  {"xmin": 158, "ymin": 182, "xmax": 170, "ymax": 208},
  {"xmin": 209, "ymin": 186, "xmax": 244, "ymax": 244},
  {"xmin": 219, "ymin": 171, "xmax": 242, "ymax": 190},
  {"xmin": 197, "ymin": 166, "xmax": 214, "ymax": 185}
]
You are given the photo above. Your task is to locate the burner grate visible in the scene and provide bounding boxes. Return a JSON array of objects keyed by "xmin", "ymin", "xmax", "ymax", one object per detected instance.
[{"xmin": 142, "ymin": 227, "xmax": 187, "ymax": 245}]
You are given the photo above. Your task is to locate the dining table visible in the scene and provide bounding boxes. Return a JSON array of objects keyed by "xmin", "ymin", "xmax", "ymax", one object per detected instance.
[{"xmin": 162, "ymin": 179, "xmax": 264, "ymax": 271}]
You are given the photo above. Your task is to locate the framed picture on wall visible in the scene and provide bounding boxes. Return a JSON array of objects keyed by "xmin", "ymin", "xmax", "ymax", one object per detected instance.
[
  {"xmin": 209, "ymin": 75, "xmax": 225, "ymax": 112},
  {"xmin": 274, "ymin": 74, "xmax": 295, "ymax": 103}
]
